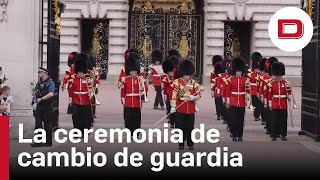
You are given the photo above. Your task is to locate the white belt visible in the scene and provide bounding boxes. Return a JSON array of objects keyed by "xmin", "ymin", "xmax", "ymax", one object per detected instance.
[
  {"xmin": 74, "ymin": 92, "xmax": 88, "ymax": 95},
  {"xmin": 231, "ymin": 92, "xmax": 246, "ymax": 95},
  {"xmin": 273, "ymin": 95, "xmax": 286, "ymax": 98},
  {"xmin": 250, "ymin": 83, "xmax": 257, "ymax": 86},
  {"xmin": 126, "ymin": 93, "xmax": 140, "ymax": 97},
  {"xmin": 179, "ymin": 98, "xmax": 193, "ymax": 101},
  {"xmin": 153, "ymin": 75, "xmax": 161, "ymax": 77}
]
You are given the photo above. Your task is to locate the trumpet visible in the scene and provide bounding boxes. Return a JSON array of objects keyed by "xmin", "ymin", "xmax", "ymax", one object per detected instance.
[
  {"xmin": 139, "ymin": 76, "xmax": 149, "ymax": 103},
  {"xmin": 246, "ymin": 79, "xmax": 255, "ymax": 110}
]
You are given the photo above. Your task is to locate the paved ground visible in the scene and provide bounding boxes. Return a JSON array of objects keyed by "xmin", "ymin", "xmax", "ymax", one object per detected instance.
[{"xmin": 9, "ymin": 79, "xmax": 320, "ymax": 178}]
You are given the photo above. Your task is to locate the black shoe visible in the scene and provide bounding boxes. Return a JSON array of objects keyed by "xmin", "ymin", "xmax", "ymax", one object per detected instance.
[
  {"xmin": 230, "ymin": 134, "xmax": 233, "ymax": 137},
  {"xmin": 281, "ymin": 137, "xmax": 287, "ymax": 141},
  {"xmin": 223, "ymin": 120, "xmax": 227, "ymax": 124},
  {"xmin": 266, "ymin": 131, "xmax": 270, "ymax": 134},
  {"xmin": 261, "ymin": 122, "xmax": 266, "ymax": 125},
  {"xmin": 189, "ymin": 146, "xmax": 194, "ymax": 150},
  {"xmin": 153, "ymin": 106, "xmax": 158, "ymax": 109},
  {"xmin": 179, "ymin": 145, "xmax": 184, "ymax": 150},
  {"xmin": 94, "ymin": 115, "xmax": 97, "ymax": 118},
  {"xmin": 30, "ymin": 143, "xmax": 43, "ymax": 147},
  {"xmin": 170, "ymin": 125, "xmax": 174, "ymax": 128},
  {"xmin": 217, "ymin": 116, "xmax": 221, "ymax": 120},
  {"xmin": 161, "ymin": 106, "xmax": 165, "ymax": 110},
  {"xmin": 238, "ymin": 137, "xmax": 243, "ymax": 141},
  {"xmin": 264, "ymin": 126, "xmax": 267, "ymax": 129},
  {"xmin": 277, "ymin": 135, "xmax": 281, "ymax": 138},
  {"xmin": 271, "ymin": 137, "xmax": 276, "ymax": 141},
  {"xmin": 232, "ymin": 137, "xmax": 237, "ymax": 141}
]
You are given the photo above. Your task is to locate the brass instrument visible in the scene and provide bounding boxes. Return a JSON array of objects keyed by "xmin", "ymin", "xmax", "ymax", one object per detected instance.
[
  {"xmin": 84, "ymin": 73, "xmax": 96, "ymax": 123},
  {"xmin": 139, "ymin": 75, "xmax": 149, "ymax": 103},
  {"xmin": 285, "ymin": 80, "xmax": 297, "ymax": 128},
  {"xmin": 245, "ymin": 78, "xmax": 255, "ymax": 110},
  {"xmin": 85, "ymin": 71, "xmax": 101, "ymax": 105}
]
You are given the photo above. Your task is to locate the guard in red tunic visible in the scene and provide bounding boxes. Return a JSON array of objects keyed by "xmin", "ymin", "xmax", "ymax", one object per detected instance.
[
  {"xmin": 261, "ymin": 57, "xmax": 278, "ymax": 135},
  {"xmin": 69, "ymin": 53, "xmax": 94, "ymax": 134},
  {"xmin": 268, "ymin": 62, "xmax": 291, "ymax": 141},
  {"xmin": 210, "ymin": 55, "xmax": 223, "ymax": 118},
  {"xmin": 120, "ymin": 56, "xmax": 148, "ymax": 134},
  {"xmin": 257, "ymin": 57, "xmax": 267, "ymax": 126},
  {"xmin": 170, "ymin": 60, "xmax": 202, "ymax": 150},
  {"xmin": 226, "ymin": 58, "xmax": 250, "ymax": 141},
  {"xmin": 118, "ymin": 49, "xmax": 140, "ymax": 89},
  {"xmin": 61, "ymin": 52, "xmax": 78, "ymax": 114},
  {"xmin": 219, "ymin": 59, "xmax": 232, "ymax": 124},
  {"xmin": 212, "ymin": 62, "xmax": 224, "ymax": 120},
  {"xmin": 148, "ymin": 50, "xmax": 164, "ymax": 109},
  {"xmin": 247, "ymin": 52, "xmax": 262, "ymax": 121},
  {"xmin": 162, "ymin": 57, "xmax": 175, "ymax": 128}
]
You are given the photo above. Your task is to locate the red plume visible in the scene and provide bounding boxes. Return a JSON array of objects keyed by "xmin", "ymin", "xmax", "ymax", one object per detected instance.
[{"xmin": 69, "ymin": 54, "xmax": 75, "ymax": 61}]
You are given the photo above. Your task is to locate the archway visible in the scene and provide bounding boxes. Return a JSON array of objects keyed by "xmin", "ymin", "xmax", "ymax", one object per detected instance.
[{"xmin": 128, "ymin": 0, "xmax": 204, "ymax": 81}]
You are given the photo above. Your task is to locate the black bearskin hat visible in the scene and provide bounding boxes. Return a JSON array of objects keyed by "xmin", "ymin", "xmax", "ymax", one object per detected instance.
[
  {"xmin": 67, "ymin": 52, "xmax": 78, "ymax": 67},
  {"xmin": 259, "ymin": 58, "xmax": 267, "ymax": 72},
  {"xmin": 162, "ymin": 59, "xmax": 175, "ymax": 74},
  {"xmin": 178, "ymin": 60, "xmax": 194, "ymax": 76},
  {"xmin": 166, "ymin": 49, "xmax": 180, "ymax": 59},
  {"xmin": 74, "ymin": 53, "xmax": 89, "ymax": 74},
  {"xmin": 232, "ymin": 57, "xmax": 246, "ymax": 75},
  {"xmin": 272, "ymin": 62, "xmax": 285, "ymax": 76},
  {"xmin": 250, "ymin": 52, "xmax": 262, "ymax": 69},
  {"xmin": 169, "ymin": 55, "xmax": 180, "ymax": 68},
  {"xmin": 212, "ymin": 55, "xmax": 223, "ymax": 66},
  {"xmin": 83, "ymin": 51, "xmax": 96, "ymax": 70},
  {"xmin": 221, "ymin": 58, "xmax": 231, "ymax": 72},
  {"xmin": 125, "ymin": 57, "xmax": 140, "ymax": 75},
  {"xmin": 214, "ymin": 62, "xmax": 223, "ymax": 76},
  {"xmin": 124, "ymin": 48, "xmax": 140, "ymax": 60},
  {"xmin": 265, "ymin": 57, "xmax": 279, "ymax": 75},
  {"xmin": 152, "ymin": 49, "xmax": 164, "ymax": 64}
]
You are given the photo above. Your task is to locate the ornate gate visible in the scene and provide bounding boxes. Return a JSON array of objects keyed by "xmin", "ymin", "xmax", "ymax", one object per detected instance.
[
  {"xmin": 81, "ymin": 19, "xmax": 109, "ymax": 79},
  {"xmin": 129, "ymin": 0, "xmax": 203, "ymax": 81}
]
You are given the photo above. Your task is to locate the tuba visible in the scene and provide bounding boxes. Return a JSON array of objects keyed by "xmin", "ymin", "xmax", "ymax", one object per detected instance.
[{"xmin": 138, "ymin": 75, "xmax": 149, "ymax": 103}]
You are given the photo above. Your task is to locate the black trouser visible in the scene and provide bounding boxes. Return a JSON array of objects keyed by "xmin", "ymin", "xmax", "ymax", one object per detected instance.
[
  {"xmin": 271, "ymin": 109, "xmax": 288, "ymax": 138},
  {"xmin": 175, "ymin": 113, "xmax": 195, "ymax": 147},
  {"xmin": 154, "ymin": 86, "xmax": 164, "ymax": 107},
  {"xmin": 124, "ymin": 107, "xmax": 141, "ymax": 134},
  {"xmin": 123, "ymin": 107, "xmax": 127, "ymax": 127},
  {"xmin": 215, "ymin": 96, "xmax": 223, "ymax": 118},
  {"xmin": 230, "ymin": 106, "xmax": 245, "ymax": 138},
  {"xmin": 35, "ymin": 106, "xmax": 54, "ymax": 144},
  {"xmin": 225, "ymin": 106, "xmax": 231, "ymax": 128},
  {"xmin": 72, "ymin": 104, "xmax": 92, "ymax": 135},
  {"xmin": 252, "ymin": 95, "xmax": 261, "ymax": 119},
  {"xmin": 265, "ymin": 107, "xmax": 272, "ymax": 132},
  {"xmin": 166, "ymin": 100, "xmax": 175, "ymax": 126},
  {"xmin": 261, "ymin": 102, "xmax": 266, "ymax": 123}
]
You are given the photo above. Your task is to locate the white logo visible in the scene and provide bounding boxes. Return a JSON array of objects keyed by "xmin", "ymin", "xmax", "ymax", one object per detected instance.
[{"xmin": 268, "ymin": 7, "xmax": 313, "ymax": 52}]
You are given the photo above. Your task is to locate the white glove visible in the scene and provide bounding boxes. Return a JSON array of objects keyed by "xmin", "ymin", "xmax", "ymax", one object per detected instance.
[
  {"xmin": 189, "ymin": 95, "xmax": 195, "ymax": 101},
  {"xmin": 170, "ymin": 107, "xmax": 176, "ymax": 113}
]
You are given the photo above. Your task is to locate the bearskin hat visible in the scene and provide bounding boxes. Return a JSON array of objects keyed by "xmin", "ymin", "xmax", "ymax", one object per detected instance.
[
  {"xmin": 212, "ymin": 55, "xmax": 223, "ymax": 66},
  {"xmin": 151, "ymin": 49, "xmax": 164, "ymax": 64},
  {"xmin": 265, "ymin": 57, "xmax": 279, "ymax": 75},
  {"xmin": 125, "ymin": 52, "xmax": 140, "ymax": 74},
  {"xmin": 214, "ymin": 62, "xmax": 223, "ymax": 76},
  {"xmin": 178, "ymin": 59, "xmax": 194, "ymax": 76},
  {"xmin": 259, "ymin": 58, "xmax": 267, "ymax": 72},
  {"xmin": 162, "ymin": 59, "xmax": 175, "ymax": 74},
  {"xmin": 166, "ymin": 49, "xmax": 180, "ymax": 59},
  {"xmin": 232, "ymin": 57, "xmax": 246, "ymax": 75},
  {"xmin": 124, "ymin": 48, "xmax": 140, "ymax": 60},
  {"xmin": 169, "ymin": 55, "xmax": 180, "ymax": 68},
  {"xmin": 272, "ymin": 62, "xmax": 285, "ymax": 76},
  {"xmin": 83, "ymin": 51, "xmax": 96, "ymax": 70},
  {"xmin": 221, "ymin": 58, "xmax": 231, "ymax": 72},
  {"xmin": 74, "ymin": 53, "xmax": 89, "ymax": 74},
  {"xmin": 250, "ymin": 52, "xmax": 262, "ymax": 69},
  {"xmin": 67, "ymin": 52, "xmax": 78, "ymax": 67}
]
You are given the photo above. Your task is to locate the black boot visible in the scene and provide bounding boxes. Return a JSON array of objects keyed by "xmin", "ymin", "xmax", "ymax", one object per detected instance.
[
  {"xmin": 271, "ymin": 137, "xmax": 277, "ymax": 141},
  {"xmin": 281, "ymin": 136, "xmax": 287, "ymax": 141},
  {"xmin": 188, "ymin": 146, "xmax": 194, "ymax": 150}
]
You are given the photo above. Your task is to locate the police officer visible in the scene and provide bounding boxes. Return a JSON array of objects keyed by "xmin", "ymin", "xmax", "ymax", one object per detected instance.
[{"xmin": 31, "ymin": 67, "xmax": 56, "ymax": 147}]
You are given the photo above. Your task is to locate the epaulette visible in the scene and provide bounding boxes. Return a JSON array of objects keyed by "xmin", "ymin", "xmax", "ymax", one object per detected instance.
[
  {"xmin": 173, "ymin": 79, "xmax": 179, "ymax": 86},
  {"xmin": 285, "ymin": 79, "xmax": 291, "ymax": 87},
  {"xmin": 218, "ymin": 74, "xmax": 222, "ymax": 77},
  {"xmin": 267, "ymin": 78, "xmax": 275, "ymax": 87},
  {"xmin": 121, "ymin": 76, "xmax": 126, "ymax": 83},
  {"xmin": 247, "ymin": 72, "xmax": 252, "ymax": 78},
  {"xmin": 248, "ymin": 69, "xmax": 252, "ymax": 73}
]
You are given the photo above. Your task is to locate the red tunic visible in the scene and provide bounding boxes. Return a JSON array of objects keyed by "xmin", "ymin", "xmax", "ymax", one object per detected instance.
[
  {"xmin": 268, "ymin": 78, "xmax": 292, "ymax": 109},
  {"xmin": 260, "ymin": 74, "xmax": 271, "ymax": 105},
  {"xmin": 171, "ymin": 79, "xmax": 201, "ymax": 114},
  {"xmin": 247, "ymin": 69, "xmax": 259, "ymax": 96},
  {"xmin": 162, "ymin": 73, "xmax": 174, "ymax": 101},
  {"xmin": 226, "ymin": 76, "xmax": 250, "ymax": 108},
  {"xmin": 210, "ymin": 71, "xmax": 216, "ymax": 92},
  {"xmin": 62, "ymin": 68, "xmax": 76, "ymax": 98},
  {"xmin": 121, "ymin": 76, "xmax": 148, "ymax": 108},
  {"xmin": 148, "ymin": 65, "xmax": 163, "ymax": 87},
  {"xmin": 69, "ymin": 75, "xmax": 93, "ymax": 106}
]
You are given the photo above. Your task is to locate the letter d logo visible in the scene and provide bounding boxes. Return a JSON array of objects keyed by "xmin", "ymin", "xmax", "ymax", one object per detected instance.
[
  {"xmin": 268, "ymin": 7, "xmax": 313, "ymax": 52},
  {"xmin": 278, "ymin": 19, "xmax": 304, "ymax": 39}
]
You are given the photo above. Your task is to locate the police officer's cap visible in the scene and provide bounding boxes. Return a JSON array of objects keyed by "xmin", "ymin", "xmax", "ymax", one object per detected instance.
[{"xmin": 38, "ymin": 67, "xmax": 49, "ymax": 74}]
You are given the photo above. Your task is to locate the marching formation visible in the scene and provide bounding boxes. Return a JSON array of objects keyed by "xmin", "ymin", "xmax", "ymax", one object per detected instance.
[{"xmin": 30, "ymin": 48, "xmax": 296, "ymax": 148}]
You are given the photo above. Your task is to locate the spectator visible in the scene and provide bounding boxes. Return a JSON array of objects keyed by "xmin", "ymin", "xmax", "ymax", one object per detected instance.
[
  {"xmin": 1, "ymin": 86, "xmax": 13, "ymax": 116},
  {"xmin": 0, "ymin": 88, "xmax": 8, "ymax": 115}
]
